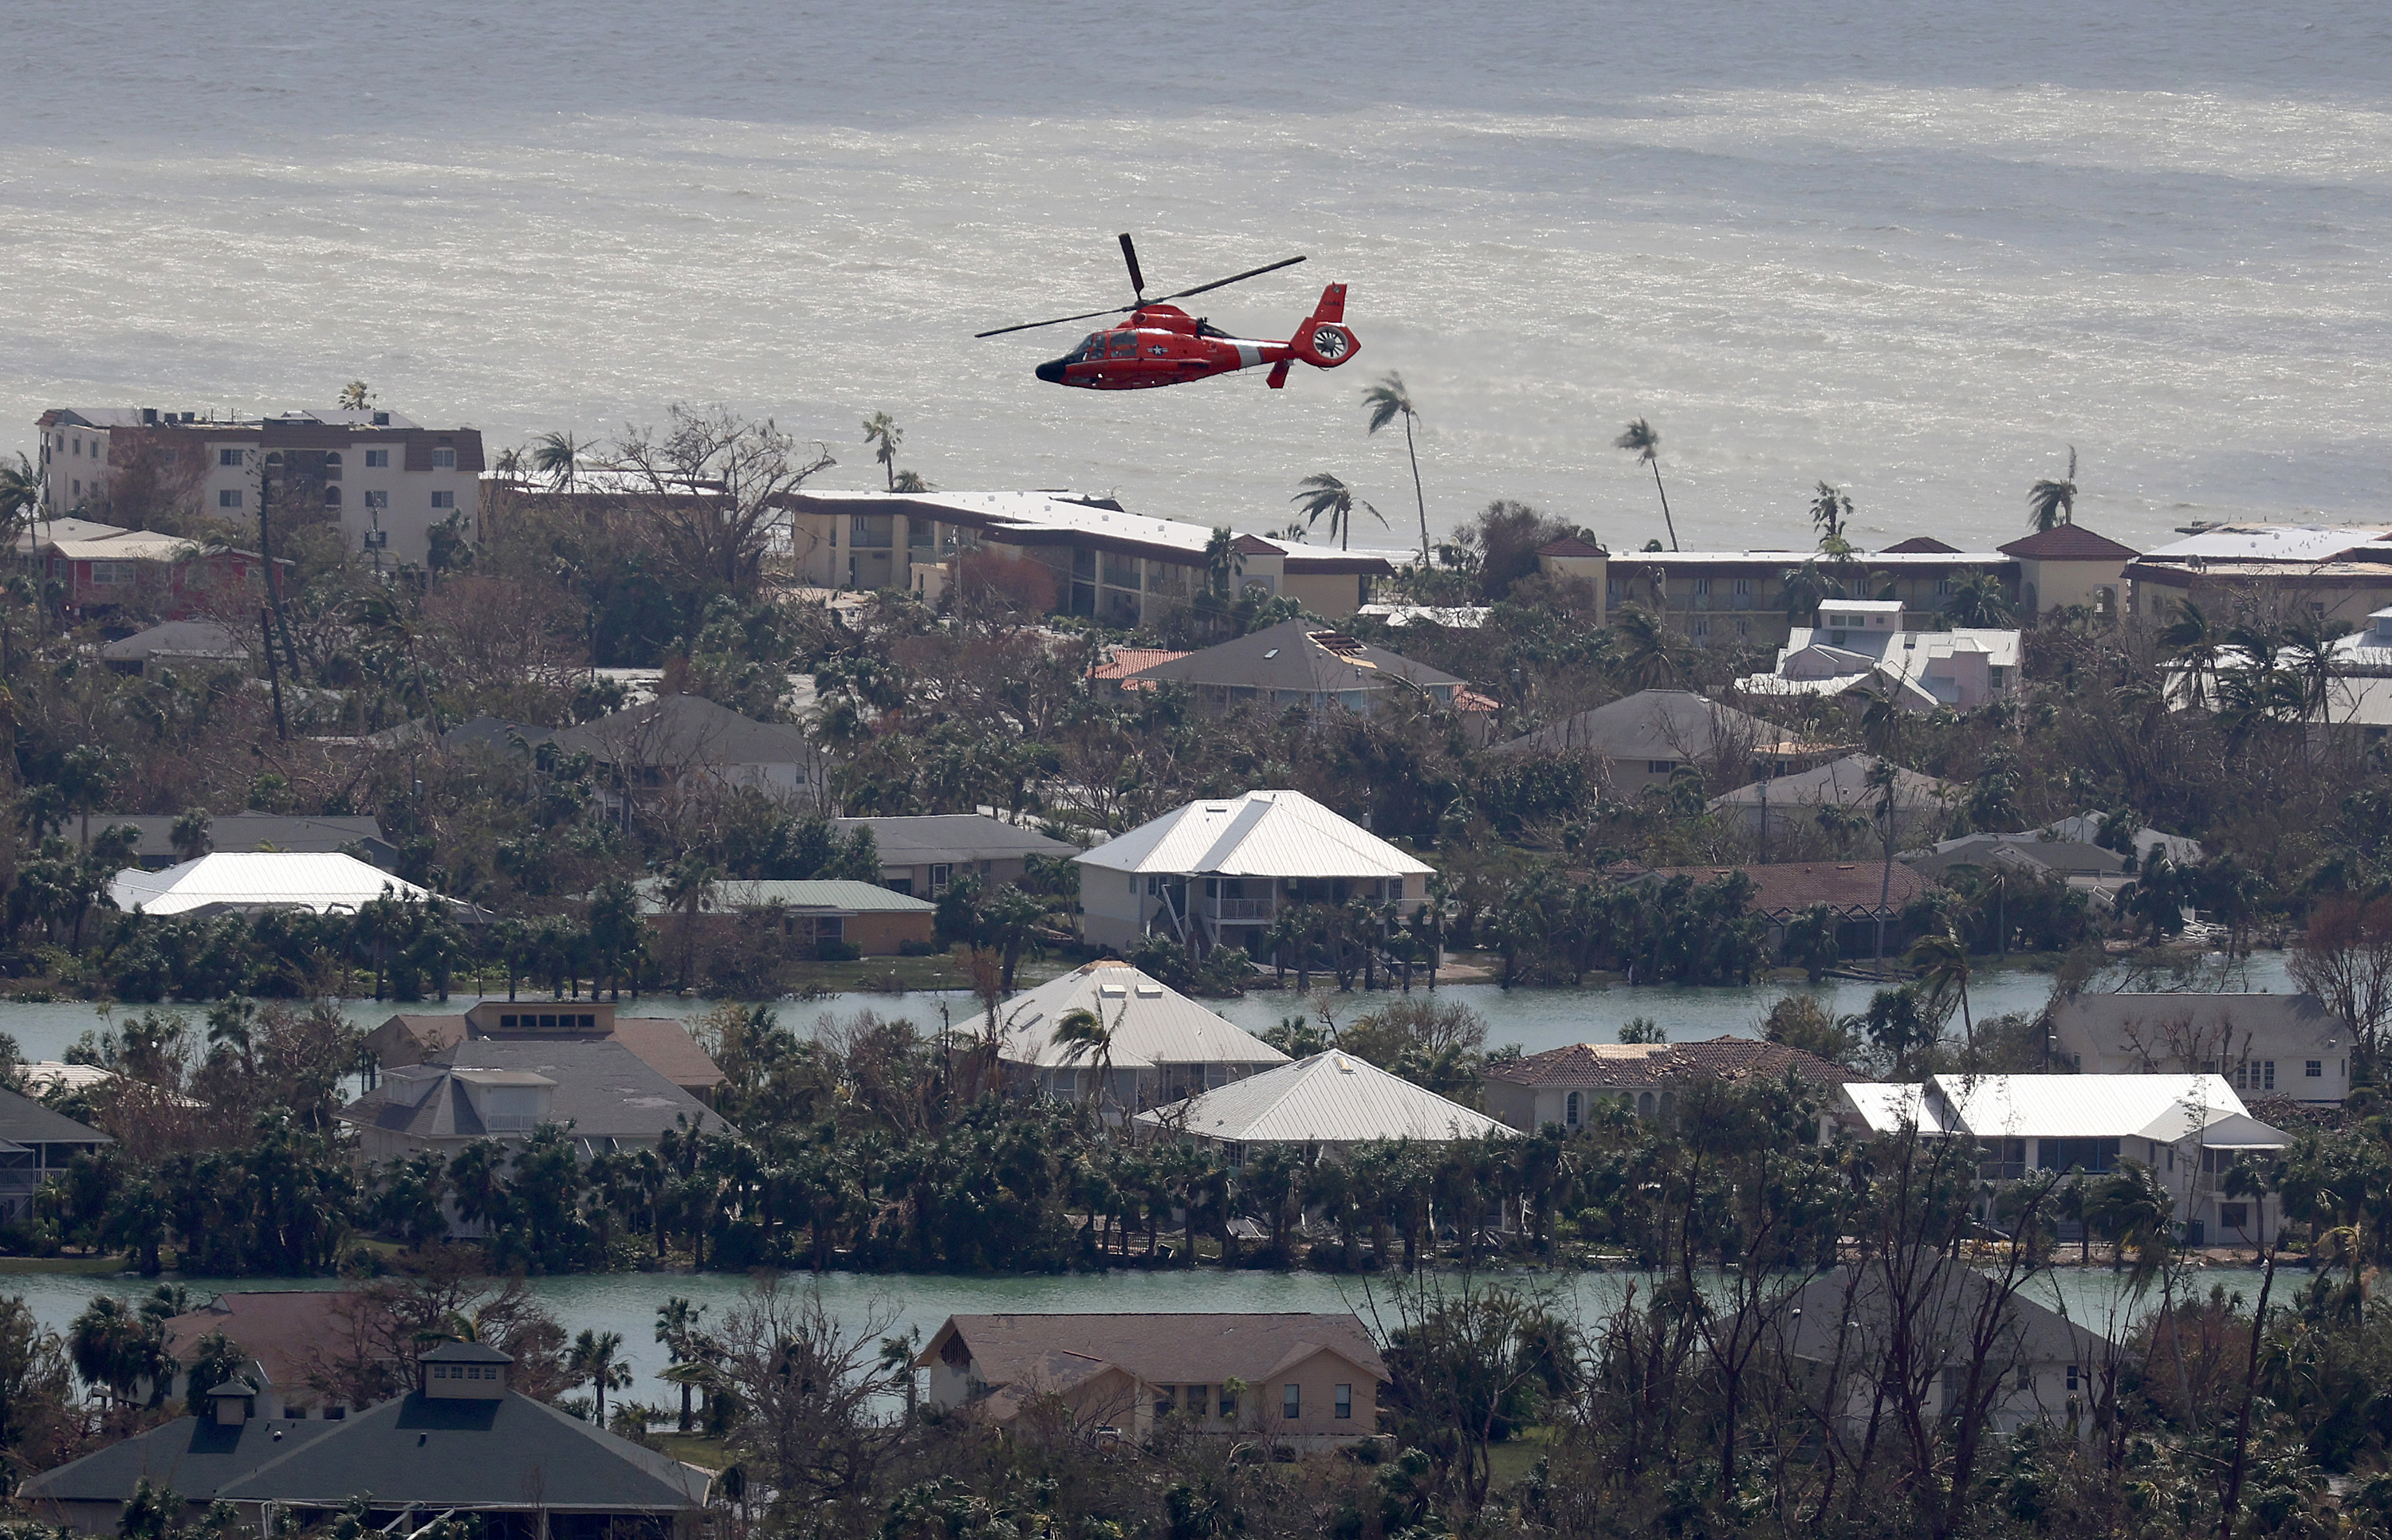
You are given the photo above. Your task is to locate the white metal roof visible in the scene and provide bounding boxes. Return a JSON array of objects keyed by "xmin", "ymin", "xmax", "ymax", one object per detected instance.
[
  {"xmin": 1076, "ymin": 790, "xmax": 1431, "ymax": 880},
  {"xmin": 1135, "ymin": 1051, "xmax": 1508, "ymax": 1144},
  {"xmin": 992, "ymin": 961, "xmax": 1289, "ymax": 1071},
  {"xmin": 1928, "ymin": 1073, "xmax": 2252, "ymax": 1143},
  {"xmin": 2141, "ymin": 524, "xmax": 2392, "ymax": 563},
  {"xmin": 108, "ymin": 852, "xmax": 441, "ymax": 915},
  {"xmin": 1841, "ymin": 1082, "xmax": 1949, "ymax": 1135}
]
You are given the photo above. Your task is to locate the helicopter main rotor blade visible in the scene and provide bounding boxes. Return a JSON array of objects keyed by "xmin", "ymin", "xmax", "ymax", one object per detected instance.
[
  {"xmin": 1119, "ymin": 233, "xmax": 1146, "ymax": 300},
  {"xmin": 1151, "ymin": 253, "xmax": 1307, "ymax": 303},
  {"xmin": 974, "ymin": 303, "xmax": 1132, "ymax": 339}
]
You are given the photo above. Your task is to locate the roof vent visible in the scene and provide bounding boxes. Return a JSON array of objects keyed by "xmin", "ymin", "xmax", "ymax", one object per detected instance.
[
  {"xmin": 1261, "ymin": 648, "xmax": 1279, "ymax": 658},
  {"xmin": 1333, "ymin": 1054, "xmax": 1355, "ymax": 1073},
  {"xmin": 1099, "ymin": 984, "xmax": 1127, "ymax": 998},
  {"xmin": 372, "ymin": 411, "xmax": 390, "ymax": 426},
  {"xmin": 1135, "ymin": 985, "xmax": 1163, "ymax": 998}
]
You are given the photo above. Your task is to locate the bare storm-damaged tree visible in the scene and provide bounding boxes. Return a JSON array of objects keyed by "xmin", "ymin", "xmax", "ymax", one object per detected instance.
[{"xmin": 610, "ymin": 403, "xmax": 835, "ymax": 607}]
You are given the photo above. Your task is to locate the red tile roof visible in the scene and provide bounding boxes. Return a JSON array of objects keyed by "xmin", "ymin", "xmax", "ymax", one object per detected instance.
[
  {"xmin": 1997, "ymin": 524, "xmax": 2141, "ymax": 561},
  {"xmin": 1229, "ymin": 534, "xmax": 1285, "ymax": 556},
  {"xmin": 1537, "ymin": 536, "xmax": 1607, "ymax": 558},
  {"xmin": 1091, "ymin": 648, "xmax": 1189, "ymax": 686},
  {"xmin": 1486, "ymin": 1035, "xmax": 1858, "ymax": 1090}
]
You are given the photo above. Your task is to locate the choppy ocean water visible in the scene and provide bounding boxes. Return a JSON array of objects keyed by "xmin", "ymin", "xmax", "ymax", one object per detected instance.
[{"xmin": 4, "ymin": 0, "xmax": 2386, "ymax": 551}]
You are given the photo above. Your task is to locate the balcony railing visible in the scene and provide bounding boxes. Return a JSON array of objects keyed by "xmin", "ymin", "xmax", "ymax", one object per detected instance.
[{"xmin": 1213, "ymin": 898, "xmax": 1274, "ymax": 921}]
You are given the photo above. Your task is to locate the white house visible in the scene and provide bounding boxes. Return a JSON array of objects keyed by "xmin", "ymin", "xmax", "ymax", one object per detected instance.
[
  {"xmin": 2049, "ymin": 993, "xmax": 2348, "ymax": 1103},
  {"xmin": 1737, "ymin": 601, "xmax": 2022, "ymax": 713},
  {"xmin": 1836, "ymin": 1072, "xmax": 2290, "ymax": 1247},
  {"xmin": 108, "ymin": 852, "xmax": 443, "ymax": 917},
  {"xmin": 1135, "ymin": 1051, "xmax": 1508, "ymax": 1161},
  {"xmin": 994, "ymin": 961, "xmax": 1288, "ymax": 1114},
  {"xmin": 1075, "ymin": 790, "xmax": 1433, "ymax": 954}
]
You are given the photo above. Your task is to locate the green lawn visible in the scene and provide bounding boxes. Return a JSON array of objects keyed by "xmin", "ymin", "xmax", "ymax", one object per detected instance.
[{"xmin": 0, "ymin": 1254, "xmax": 132, "ymax": 1275}]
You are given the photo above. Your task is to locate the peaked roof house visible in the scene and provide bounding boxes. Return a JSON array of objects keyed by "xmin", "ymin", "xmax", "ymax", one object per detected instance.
[
  {"xmin": 106, "ymin": 852, "xmax": 443, "ymax": 917},
  {"xmin": 549, "ymin": 693, "xmax": 814, "ymax": 811},
  {"xmin": 1835, "ymin": 1072, "xmax": 2292, "ymax": 1247},
  {"xmin": 1484, "ymin": 1036, "xmax": 1858, "ymax": 1133},
  {"xmin": 364, "ymin": 1000, "xmax": 728, "ymax": 1105},
  {"xmin": 1123, "ymin": 618, "xmax": 1470, "ymax": 717},
  {"xmin": 916, "ymin": 1312, "xmax": 1387, "ymax": 1449},
  {"xmin": 1075, "ymin": 790, "xmax": 1433, "ymax": 953},
  {"xmin": 0, "ymin": 1086, "xmax": 111, "ymax": 1221},
  {"xmin": 96, "ymin": 813, "xmax": 398, "ymax": 871},
  {"xmin": 1707, "ymin": 753, "xmax": 1956, "ymax": 844},
  {"xmin": 1135, "ymin": 1051, "xmax": 1507, "ymax": 1155},
  {"xmin": 339, "ymin": 1039, "xmax": 736, "ymax": 1167},
  {"xmin": 1736, "ymin": 603, "xmax": 2023, "ymax": 713},
  {"xmin": 2048, "ymin": 992, "xmax": 2348, "ymax": 1104},
  {"xmin": 831, "ymin": 812, "xmax": 1078, "ymax": 897},
  {"xmin": 99, "ymin": 619, "xmax": 251, "ymax": 677},
  {"xmin": 994, "ymin": 960, "xmax": 1288, "ymax": 1113},
  {"xmin": 1488, "ymin": 689, "xmax": 1842, "ymax": 793},
  {"xmin": 22, "ymin": 1342, "xmax": 709, "ymax": 1538},
  {"xmin": 160, "ymin": 1291, "xmax": 365, "ymax": 1420}
]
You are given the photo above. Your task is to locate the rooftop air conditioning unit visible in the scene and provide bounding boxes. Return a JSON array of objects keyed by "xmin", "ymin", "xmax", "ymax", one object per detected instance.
[{"xmin": 372, "ymin": 411, "xmax": 390, "ymax": 426}]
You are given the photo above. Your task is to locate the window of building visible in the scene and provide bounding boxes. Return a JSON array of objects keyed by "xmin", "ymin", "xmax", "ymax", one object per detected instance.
[
  {"xmin": 2066, "ymin": 1365, "xmax": 2081, "ymax": 1394},
  {"xmin": 71, "ymin": 439, "xmax": 81, "ymax": 456},
  {"xmin": 2041, "ymin": 1137, "xmax": 2119, "ymax": 1173},
  {"xmin": 323, "ymin": 485, "xmax": 341, "ymax": 508},
  {"xmin": 1282, "ymin": 1383, "xmax": 1300, "ymax": 1420},
  {"xmin": 1733, "ymin": 577, "xmax": 1753, "ymax": 595},
  {"xmin": 365, "ymin": 448, "xmax": 390, "ymax": 468},
  {"xmin": 2308, "ymin": 1060, "xmax": 2323, "ymax": 1078},
  {"xmin": 1647, "ymin": 760, "xmax": 1676, "ymax": 775},
  {"xmin": 219, "ymin": 489, "xmax": 242, "ymax": 509},
  {"xmin": 929, "ymin": 863, "xmax": 952, "ymax": 890},
  {"xmin": 1155, "ymin": 1385, "xmax": 1177, "ymax": 1417},
  {"xmin": 2219, "ymin": 1202, "xmax": 2250, "ymax": 1232},
  {"xmin": 364, "ymin": 489, "xmax": 388, "ymax": 509},
  {"xmin": 1691, "ymin": 620, "xmax": 1709, "ymax": 639},
  {"xmin": 1977, "ymin": 1138, "xmax": 2027, "ymax": 1181},
  {"xmin": 433, "ymin": 447, "xmax": 458, "ymax": 469},
  {"xmin": 218, "ymin": 447, "xmax": 244, "ymax": 467},
  {"xmin": 431, "ymin": 490, "xmax": 454, "ymax": 509},
  {"xmin": 1693, "ymin": 577, "xmax": 1710, "ymax": 596},
  {"xmin": 1334, "ymin": 1384, "xmax": 1352, "ymax": 1419},
  {"xmin": 1936, "ymin": 578, "xmax": 1954, "ymax": 597},
  {"xmin": 1565, "ymin": 1091, "xmax": 1580, "ymax": 1127},
  {"xmin": 1218, "ymin": 1383, "xmax": 1237, "ymax": 1418},
  {"xmin": 89, "ymin": 561, "xmax": 131, "ymax": 586}
]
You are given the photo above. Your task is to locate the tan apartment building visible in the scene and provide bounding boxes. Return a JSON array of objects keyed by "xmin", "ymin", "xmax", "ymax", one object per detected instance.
[
  {"xmin": 2125, "ymin": 524, "xmax": 2392, "ymax": 628},
  {"xmin": 33, "ymin": 407, "xmax": 484, "ymax": 569}
]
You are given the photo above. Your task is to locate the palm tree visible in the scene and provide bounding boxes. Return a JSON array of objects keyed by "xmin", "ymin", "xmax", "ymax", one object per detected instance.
[
  {"xmin": 863, "ymin": 411, "xmax": 905, "ymax": 490},
  {"xmin": 1867, "ymin": 756, "xmax": 1902, "ymax": 969},
  {"xmin": 1615, "ymin": 418, "xmax": 1679, "ymax": 551},
  {"xmin": 568, "ymin": 1328, "xmax": 632, "ymax": 1423},
  {"xmin": 531, "ymin": 430, "xmax": 588, "ymax": 493},
  {"xmin": 0, "ymin": 453, "xmax": 42, "ymax": 548},
  {"xmin": 1052, "ymin": 1004, "xmax": 1125, "ymax": 1115},
  {"xmin": 1808, "ymin": 481, "xmax": 1852, "ymax": 547},
  {"xmin": 1362, "ymin": 373, "xmax": 1429, "ymax": 565},
  {"xmin": 1780, "ymin": 560, "xmax": 1831, "ymax": 622},
  {"xmin": 1945, "ymin": 572, "xmax": 2016, "ymax": 627},
  {"xmin": 1289, "ymin": 473, "xmax": 1385, "ymax": 552},
  {"xmin": 2027, "ymin": 446, "xmax": 2078, "ymax": 532},
  {"xmin": 1606, "ymin": 605, "xmax": 1687, "ymax": 689},
  {"xmin": 658, "ymin": 855, "xmax": 722, "ymax": 988},
  {"xmin": 1908, "ymin": 929, "xmax": 1973, "ymax": 1053},
  {"xmin": 655, "ymin": 1298, "xmax": 708, "ymax": 1431},
  {"xmin": 338, "ymin": 380, "xmax": 373, "ymax": 411},
  {"xmin": 2281, "ymin": 612, "xmax": 2352, "ymax": 724},
  {"xmin": 2160, "ymin": 599, "xmax": 2223, "ymax": 708}
]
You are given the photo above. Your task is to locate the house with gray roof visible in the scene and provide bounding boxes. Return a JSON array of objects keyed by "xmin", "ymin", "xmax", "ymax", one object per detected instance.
[
  {"xmin": 1489, "ymin": 688, "xmax": 1844, "ymax": 793},
  {"xmin": 99, "ymin": 619, "xmax": 250, "ymax": 678},
  {"xmin": 1136, "ymin": 1051, "xmax": 1505, "ymax": 1157},
  {"xmin": 338, "ymin": 1039, "xmax": 735, "ymax": 1165},
  {"xmin": 549, "ymin": 693, "xmax": 815, "ymax": 812},
  {"xmin": 832, "ymin": 812, "xmax": 1077, "ymax": 897},
  {"xmin": 0, "ymin": 1086, "xmax": 111, "ymax": 1222},
  {"xmin": 1483, "ymin": 1036, "xmax": 1857, "ymax": 1133},
  {"xmin": 2048, "ymin": 992, "xmax": 2348, "ymax": 1103},
  {"xmin": 94, "ymin": 812, "xmax": 397, "ymax": 871},
  {"xmin": 1123, "ymin": 618, "xmax": 1469, "ymax": 718},
  {"xmin": 1708, "ymin": 753, "xmax": 1955, "ymax": 845},
  {"xmin": 22, "ymin": 1342, "xmax": 710, "ymax": 1538},
  {"xmin": 994, "ymin": 960, "xmax": 1288, "ymax": 1114},
  {"xmin": 631, "ymin": 876, "xmax": 936, "ymax": 956}
]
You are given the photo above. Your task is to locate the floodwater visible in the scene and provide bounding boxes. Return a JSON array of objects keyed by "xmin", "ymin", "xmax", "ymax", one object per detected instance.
[
  {"xmin": 0, "ymin": 949, "xmax": 2296, "ymax": 1063},
  {"xmin": 2, "ymin": 1260, "xmax": 2194, "ymax": 1412},
  {"xmin": 6, "ymin": 0, "xmax": 2388, "ymax": 548}
]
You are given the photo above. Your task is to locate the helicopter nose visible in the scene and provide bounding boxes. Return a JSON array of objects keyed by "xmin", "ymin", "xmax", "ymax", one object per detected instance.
[{"xmin": 1035, "ymin": 359, "xmax": 1068, "ymax": 384}]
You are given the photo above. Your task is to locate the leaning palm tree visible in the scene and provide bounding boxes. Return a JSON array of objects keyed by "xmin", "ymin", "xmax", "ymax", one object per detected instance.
[
  {"xmin": 1604, "ymin": 605, "xmax": 1687, "ymax": 689},
  {"xmin": 531, "ymin": 430, "xmax": 588, "ymax": 493},
  {"xmin": 1362, "ymin": 374, "xmax": 1429, "ymax": 565},
  {"xmin": 0, "ymin": 453, "xmax": 41, "ymax": 550},
  {"xmin": 2027, "ymin": 446, "xmax": 2078, "ymax": 532},
  {"xmin": 1908, "ymin": 929, "xmax": 1973, "ymax": 1053},
  {"xmin": 863, "ymin": 411, "xmax": 905, "ymax": 490},
  {"xmin": 1615, "ymin": 418, "xmax": 1679, "ymax": 551},
  {"xmin": 1808, "ymin": 481, "xmax": 1852, "ymax": 547},
  {"xmin": 1052, "ymin": 1004, "xmax": 1124, "ymax": 1116},
  {"xmin": 1290, "ymin": 473, "xmax": 1386, "ymax": 552}
]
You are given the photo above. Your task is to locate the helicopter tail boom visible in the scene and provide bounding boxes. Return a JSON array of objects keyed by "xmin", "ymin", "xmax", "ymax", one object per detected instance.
[{"xmin": 1288, "ymin": 283, "xmax": 1359, "ymax": 371}]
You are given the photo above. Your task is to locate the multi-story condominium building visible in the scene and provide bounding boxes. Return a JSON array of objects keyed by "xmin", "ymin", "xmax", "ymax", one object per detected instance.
[{"xmin": 32, "ymin": 407, "xmax": 484, "ymax": 568}]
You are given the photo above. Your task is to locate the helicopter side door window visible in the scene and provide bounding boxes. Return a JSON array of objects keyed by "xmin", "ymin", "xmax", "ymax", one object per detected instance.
[
  {"xmin": 1072, "ymin": 334, "xmax": 1103, "ymax": 362},
  {"xmin": 1107, "ymin": 332, "xmax": 1137, "ymax": 358}
]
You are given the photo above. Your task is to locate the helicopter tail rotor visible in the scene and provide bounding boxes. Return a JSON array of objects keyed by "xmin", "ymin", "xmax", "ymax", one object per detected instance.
[{"xmin": 1288, "ymin": 283, "xmax": 1360, "ymax": 371}]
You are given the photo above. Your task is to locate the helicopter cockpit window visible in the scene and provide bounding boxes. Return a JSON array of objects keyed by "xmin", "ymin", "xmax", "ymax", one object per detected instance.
[
  {"xmin": 1072, "ymin": 334, "xmax": 1103, "ymax": 361},
  {"xmin": 1107, "ymin": 332, "xmax": 1137, "ymax": 358}
]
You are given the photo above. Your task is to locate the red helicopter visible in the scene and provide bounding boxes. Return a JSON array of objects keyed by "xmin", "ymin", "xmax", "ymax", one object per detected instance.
[{"xmin": 978, "ymin": 234, "xmax": 1359, "ymax": 391}]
